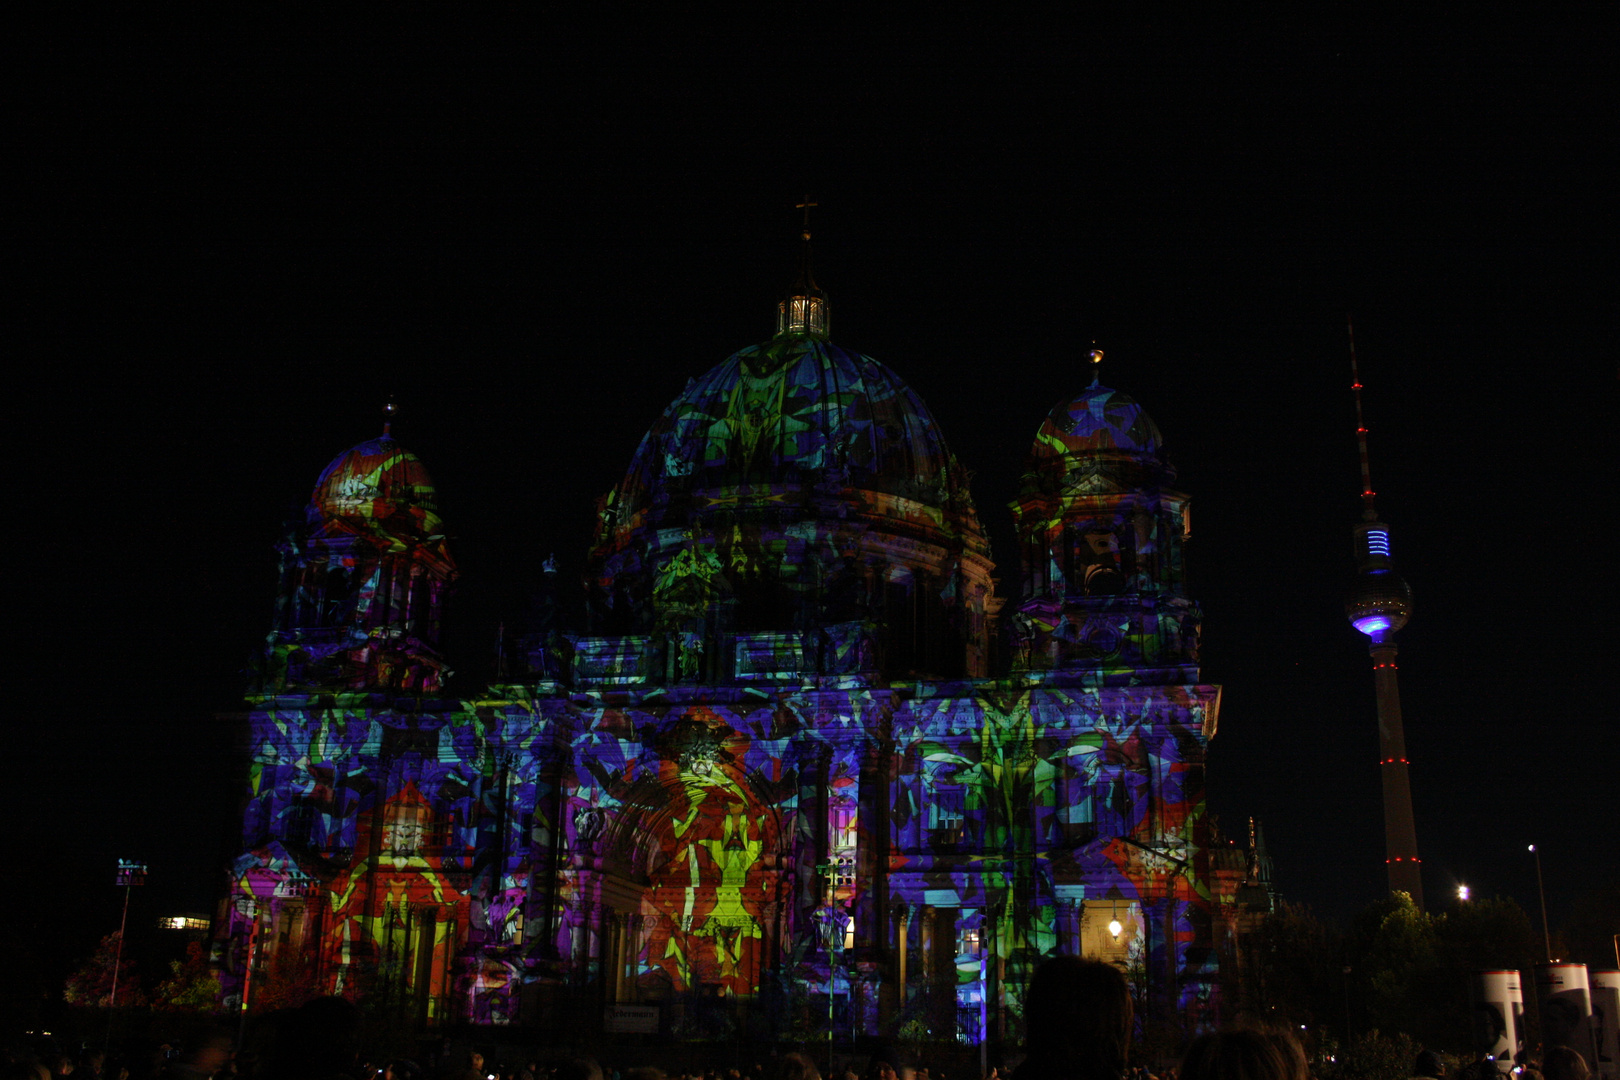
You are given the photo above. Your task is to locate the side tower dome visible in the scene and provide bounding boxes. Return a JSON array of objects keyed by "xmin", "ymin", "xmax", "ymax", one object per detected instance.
[
  {"xmin": 1009, "ymin": 355, "xmax": 1199, "ymax": 684},
  {"xmin": 257, "ymin": 420, "xmax": 457, "ymax": 695},
  {"xmin": 584, "ymin": 235, "xmax": 994, "ymax": 681}
]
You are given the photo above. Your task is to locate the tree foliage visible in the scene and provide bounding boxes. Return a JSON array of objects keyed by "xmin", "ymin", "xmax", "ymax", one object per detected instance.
[
  {"xmin": 150, "ymin": 941, "xmax": 223, "ymax": 1013},
  {"xmin": 1319, "ymin": 1029, "xmax": 1423, "ymax": 1080},
  {"xmin": 1347, "ymin": 892, "xmax": 1443, "ymax": 1042},
  {"xmin": 63, "ymin": 931, "xmax": 146, "ymax": 1007},
  {"xmin": 1240, "ymin": 900, "xmax": 1343, "ymax": 1032},
  {"xmin": 1239, "ymin": 892, "xmax": 1542, "ymax": 1054},
  {"xmin": 253, "ymin": 946, "xmax": 319, "ymax": 1012},
  {"xmin": 1346, "ymin": 892, "xmax": 1540, "ymax": 1050}
]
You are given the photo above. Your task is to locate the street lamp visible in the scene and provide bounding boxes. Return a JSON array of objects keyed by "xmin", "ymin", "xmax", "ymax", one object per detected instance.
[
  {"xmin": 110, "ymin": 860, "xmax": 148, "ymax": 1008},
  {"xmin": 1529, "ymin": 845, "xmax": 1551, "ymax": 961},
  {"xmin": 1457, "ymin": 884, "xmax": 1470, "ymax": 902}
]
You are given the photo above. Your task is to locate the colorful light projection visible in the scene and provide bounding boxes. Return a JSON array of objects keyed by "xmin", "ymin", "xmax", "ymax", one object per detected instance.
[
  {"xmin": 587, "ymin": 335, "xmax": 996, "ymax": 680},
  {"xmin": 1010, "ymin": 376, "xmax": 1199, "ymax": 686},
  {"xmin": 224, "ymin": 307, "xmax": 1241, "ymax": 1036},
  {"xmin": 256, "ymin": 434, "xmax": 455, "ymax": 696},
  {"xmin": 228, "ymin": 685, "xmax": 1224, "ymax": 1030}
]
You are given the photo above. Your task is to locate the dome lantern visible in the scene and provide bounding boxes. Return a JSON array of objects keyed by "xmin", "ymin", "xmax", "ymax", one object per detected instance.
[{"xmin": 775, "ymin": 197, "xmax": 829, "ymax": 341}]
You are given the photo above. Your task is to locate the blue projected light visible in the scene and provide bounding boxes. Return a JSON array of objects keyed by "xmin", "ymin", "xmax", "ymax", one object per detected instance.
[
  {"xmin": 1366, "ymin": 529, "xmax": 1390, "ymax": 556},
  {"xmin": 1353, "ymin": 614, "xmax": 1391, "ymax": 636}
]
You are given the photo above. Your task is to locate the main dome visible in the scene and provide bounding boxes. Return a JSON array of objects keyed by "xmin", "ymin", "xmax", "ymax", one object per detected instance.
[
  {"xmin": 587, "ymin": 328, "xmax": 994, "ymax": 676},
  {"xmin": 605, "ymin": 335, "xmax": 979, "ymax": 530}
]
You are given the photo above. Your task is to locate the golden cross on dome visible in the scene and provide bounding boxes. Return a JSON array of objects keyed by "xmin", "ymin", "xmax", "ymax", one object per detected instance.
[{"xmin": 795, "ymin": 196, "xmax": 817, "ymax": 241}]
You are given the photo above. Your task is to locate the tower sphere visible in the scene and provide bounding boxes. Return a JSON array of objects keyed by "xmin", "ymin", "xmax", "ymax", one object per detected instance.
[{"xmin": 1345, "ymin": 569, "xmax": 1412, "ymax": 638}]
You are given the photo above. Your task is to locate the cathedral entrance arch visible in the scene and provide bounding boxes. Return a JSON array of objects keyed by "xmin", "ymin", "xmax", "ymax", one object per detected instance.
[{"xmin": 594, "ymin": 711, "xmax": 786, "ymax": 1002}]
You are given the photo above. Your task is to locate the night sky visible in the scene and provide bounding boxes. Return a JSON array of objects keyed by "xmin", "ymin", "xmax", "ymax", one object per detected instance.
[{"xmin": 9, "ymin": 13, "xmax": 1614, "ymax": 1005}]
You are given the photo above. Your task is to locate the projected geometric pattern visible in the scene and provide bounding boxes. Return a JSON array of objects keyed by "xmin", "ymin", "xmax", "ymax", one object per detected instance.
[{"xmin": 223, "ymin": 280, "xmax": 1254, "ymax": 1038}]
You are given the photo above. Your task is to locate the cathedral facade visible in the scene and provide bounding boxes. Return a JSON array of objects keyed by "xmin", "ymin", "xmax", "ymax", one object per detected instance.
[{"xmin": 221, "ymin": 254, "xmax": 1259, "ymax": 1040}]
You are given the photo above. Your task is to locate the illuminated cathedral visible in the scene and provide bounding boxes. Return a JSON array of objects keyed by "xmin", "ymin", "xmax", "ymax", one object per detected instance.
[{"xmin": 221, "ymin": 229, "xmax": 1267, "ymax": 1040}]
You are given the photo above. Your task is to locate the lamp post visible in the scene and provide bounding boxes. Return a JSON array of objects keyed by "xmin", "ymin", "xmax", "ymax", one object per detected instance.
[
  {"xmin": 106, "ymin": 859, "xmax": 147, "ymax": 1052},
  {"xmin": 814, "ymin": 860, "xmax": 843, "ymax": 1076},
  {"xmin": 110, "ymin": 860, "xmax": 148, "ymax": 1007},
  {"xmin": 1529, "ymin": 845, "xmax": 1551, "ymax": 961},
  {"xmin": 237, "ymin": 898, "xmax": 261, "ymax": 1050}
]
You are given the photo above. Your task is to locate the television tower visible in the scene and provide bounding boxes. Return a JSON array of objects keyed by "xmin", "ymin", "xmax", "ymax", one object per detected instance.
[{"xmin": 1342, "ymin": 321, "xmax": 1424, "ymax": 910}]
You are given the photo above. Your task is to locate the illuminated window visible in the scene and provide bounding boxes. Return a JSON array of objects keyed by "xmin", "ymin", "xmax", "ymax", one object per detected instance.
[
  {"xmin": 776, "ymin": 295, "xmax": 829, "ymax": 338},
  {"xmin": 386, "ymin": 803, "xmax": 427, "ymax": 855},
  {"xmin": 834, "ymin": 855, "xmax": 856, "ymax": 889},
  {"xmin": 931, "ymin": 784, "xmax": 965, "ymax": 842},
  {"xmin": 958, "ymin": 926, "xmax": 980, "ymax": 954},
  {"xmin": 832, "ymin": 803, "xmax": 858, "ymax": 856}
]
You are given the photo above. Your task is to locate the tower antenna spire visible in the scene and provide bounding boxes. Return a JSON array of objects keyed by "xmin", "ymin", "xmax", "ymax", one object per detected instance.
[{"xmin": 1348, "ymin": 317, "xmax": 1377, "ymax": 521}]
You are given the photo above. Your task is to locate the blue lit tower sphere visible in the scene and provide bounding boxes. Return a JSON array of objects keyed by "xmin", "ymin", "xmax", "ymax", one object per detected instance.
[
  {"xmin": 1345, "ymin": 520, "xmax": 1412, "ymax": 641},
  {"xmin": 1344, "ymin": 323, "xmax": 1423, "ymax": 909}
]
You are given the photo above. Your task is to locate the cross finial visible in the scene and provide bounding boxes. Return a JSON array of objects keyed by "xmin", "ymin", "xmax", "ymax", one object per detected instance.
[
  {"xmin": 383, "ymin": 395, "xmax": 397, "ymax": 437},
  {"xmin": 795, "ymin": 196, "xmax": 817, "ymax": 241},
  {"xmin": 1089, "ymin": 345, "xmax": 1104, "ymax": 387},
  {"xmin": 778, "ymin": 199, "xmax": 829, "ymax": 339}
]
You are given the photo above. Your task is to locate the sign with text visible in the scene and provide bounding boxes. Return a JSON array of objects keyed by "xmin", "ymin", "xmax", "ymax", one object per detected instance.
[{"xmin": 603, "ymin": 1004, "xmax": 660, "ymax": 1034}]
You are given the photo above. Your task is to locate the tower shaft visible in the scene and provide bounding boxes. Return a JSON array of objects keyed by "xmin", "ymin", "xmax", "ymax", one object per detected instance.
[{"xmin": 1371, "ymin": 641, "xmax": 1423, "ymax": 906}]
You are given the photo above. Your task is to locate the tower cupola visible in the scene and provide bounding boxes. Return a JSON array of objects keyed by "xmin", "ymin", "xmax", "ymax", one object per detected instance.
[
  {"xmin": 257, "ymin": 405, "xmax": 457, "ymax": 696},
  {"xmin": 1009, "ymin": 349, "xmax": 1200, "ymax": 685}
]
